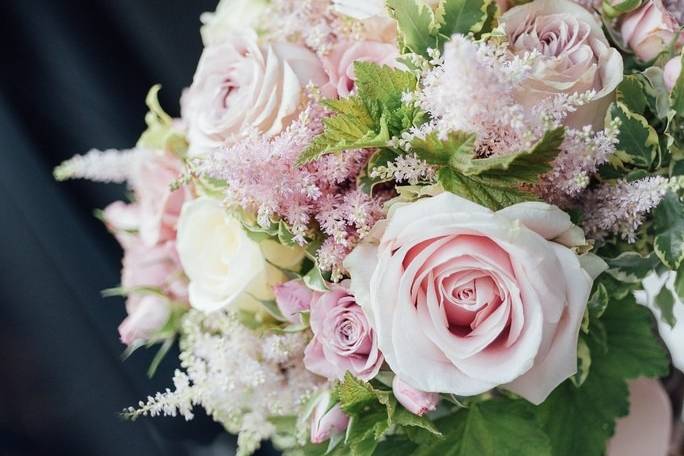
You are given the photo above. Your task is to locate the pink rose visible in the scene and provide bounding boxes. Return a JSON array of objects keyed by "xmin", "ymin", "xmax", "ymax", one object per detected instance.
[
  {"xmin": 303, "ymin": 284, "xmax": 383, "ymax": 381},
  {"xmin": 182, "ymin": 30, "xmax": 329, "ymax": 156},
  {"xmin": 121, "ymin": 240, "xmax": 187, "ymax": 300},
  {"xmin": 345, "ymin": 193, "xmax": 604, "ymax": 404},
  {"xmin": 503, "ymin": 0, "xmax": 623, "ymax": 129},
  {"xmin": 392, "ymin": 376, "xmax": 440, "ymax": 416},
  {"xmin": 322, "ymin": 40, "xmax": 400, "ymax": 98},
  {"xmin": 664, "ymin": 55, "xmax": 682, "ymax": 91},
  {"xmin": 103, "ymin": 151, "xmax": 188, "ymax": 248},
  {"xmin": 118, "ymin": 295, "xmax": 172, "ymax": 346},
  {"xmin": 310, "ymin": 392, "xmax": 349, "ymax": 444},
  {"xmin": 621, "ymin": 0, "xmax": 684, "ymax": 62},
  {"xmin": 274, "ymin": 280, "xmax": 315, "ymax": 323}
]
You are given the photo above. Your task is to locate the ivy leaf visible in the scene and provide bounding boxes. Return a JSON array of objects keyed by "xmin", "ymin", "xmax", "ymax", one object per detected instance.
[
  {"xmin": 438, "ymin": 0, "xmax": 492, "ymax": 38},
  {"xmin": 606, "ymin": 251, "xmax": 661, "ymax": 283},
  {"xmin": 608, "ymin": 101, "xmax": 659, "ymax": 169},
  {"xmin": 413, "ymin": 400, "xmax": 552, "ymax": 456},
  {"xmin": 535, "ymin": 293, "xmax": 668, "ymax": 456},
  {"xmin": 653, "ymin": 191, "xmax": 684, "ymax": 270},
  {"xmin": 386, "ymin": 0, "xmax": 439, "ymax": 57},
  {"xmin": 655, "ymin": 283, "xmax": 677, "ymax": 328}
]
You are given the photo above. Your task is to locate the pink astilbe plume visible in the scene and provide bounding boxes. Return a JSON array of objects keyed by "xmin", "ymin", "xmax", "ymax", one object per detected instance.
[
  {"xmin": 201, "ymin": 106, "xmax": 386, "ymax": 277},
  {"xmin": 582, "ymin": 176, "xmax": 668, "ymax": 243}
]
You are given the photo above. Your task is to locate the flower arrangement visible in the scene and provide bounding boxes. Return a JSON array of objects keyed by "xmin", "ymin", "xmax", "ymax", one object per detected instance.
[{"xmin": 55, "ymin": 0, "xmax": 684, "ymax": 454}]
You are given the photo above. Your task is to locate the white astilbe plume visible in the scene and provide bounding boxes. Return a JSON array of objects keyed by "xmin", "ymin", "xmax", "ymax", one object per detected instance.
[
  {"xmin": 53, "ymin": 148, "xmax": 138, "ymax": 183},
  {"xmin": 582, "ymin": 176, "xmax": 669, "ymax": 243},
  {"xmin": 125, "ymin": 310, "xmax": 324, "ymax": 456},
  {"xmin": 370, "ymin": 154, "xmax": 437, "ymax": 185}
]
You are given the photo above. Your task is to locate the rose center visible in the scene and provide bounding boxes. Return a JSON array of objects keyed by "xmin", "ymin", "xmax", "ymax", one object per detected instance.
[{"xmin": 442, "ymin": 275, "xmax": 503, "ymax": 335}]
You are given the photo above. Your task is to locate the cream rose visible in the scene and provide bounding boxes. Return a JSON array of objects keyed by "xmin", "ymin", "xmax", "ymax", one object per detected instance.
[
  {"xmin": 176, "ymin": 197, "xmax": 304, "ymax": 312},
  {"xmin": 199, "ymin": 0, "xmax": 269, "ymax": 46},
  {"xmin": 502, "ymin": 0, "xmax": 624, "ymax": 129},
  {"xmin": 181, "ymin": 30, "xmax": 329, "ymax": 157},
  {"xmin": 345, "ymin": 193, "xmax": 603, "ymax": 404}
]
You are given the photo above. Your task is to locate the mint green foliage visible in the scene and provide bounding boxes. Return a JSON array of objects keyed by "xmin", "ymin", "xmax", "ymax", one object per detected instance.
[
  {"xmin": 413, "ymin": 128, "xmax": 565, "ymax": 210},
  {"xmin": 653, "ymin": 191, "xmax": 684, "ymax": 269},
  {"xmin": 608, "ymin": 101, "xmax": 659, "ymax": 169},
  {"xmin": 297, "ymin": 63, "xmax": 420, "ymax": 165},
  {"xmin": 137, "ymin": 84, "xmax": 188, "ymax": 154},
  {"xmin": 386, "ymin": 0, "xmax": 493, "ymax": 57},
  {"xmin": 667, "ymin": 54, "xmax": 684, "ymax": 159},
  {"xmin": 606, "ymin": 252, "xmax": 661, "ymax": 283},
  {"xmin": 655, "ymin": 284, "xmax": 677, "ymax": 327}
]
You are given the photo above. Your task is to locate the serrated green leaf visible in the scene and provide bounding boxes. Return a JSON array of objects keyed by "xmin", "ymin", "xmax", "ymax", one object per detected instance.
[
  {"xmin": 392, "ymin": 406, "xmax": 442, "ymax": 437},
  {"xmin": 606, "ymin": 252, "xmax": 660, "ymax": 283},
  {"xmin": 354, "ymin": 62, "xmax": 417, "ymax": 111},
  {"xmin": 451, "ymin": 128, "xmax": 565, "ymax": 182},
  {"xmin": 411, "ymin": 131, "xmax": 476, "ymax": 166},
  {"xmin": 655, "ymin": 282, "xmax": 677, "ymax": 327},
  {"xmin": 617, "ymin": 75, "xmax": 649, "ymax": 115},
  {"xmin": 336, "ymin": 373, "xmax": 387, "ymax": 415},
  {"xmin": 386, "ymin": 0, "xmax": 439, "ymax": 57},
  {"xmin": 439, "ymin": 0, "xmax": 491, "ymax": 38},
  {"xmin": 413, "ymin": 400, "xmax": 552, "ymax": 456},
  {"xmin": 438, "ymin": 168, "xmax": 536, "ymax": 210},
  {"xmin": 653, "ymin": 191, "xmax": 684, "ymax": 269},
  {"xmin": 609, "ymin": 101, "xmax": 659, "ymax": 169}
]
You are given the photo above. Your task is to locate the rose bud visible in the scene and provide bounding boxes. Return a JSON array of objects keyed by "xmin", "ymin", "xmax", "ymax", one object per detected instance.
[
  {"xmin": 664, "ymin": 55, "xmax": 682, "ymax": 91},
  {"xmin": 118, "ymin": 295, "xmax": 171, "ymax": 346},
  {"xmin": 392, "ymin": 376, "xmax": 440, "ymax": 416},
  {"xmin": 310, "ymin": 393, "xmax": 349, "ymax": 444},
  {"xmin": 621, "ymin": 0, "xmax": 684, "ymax": 62},
  {"xmin": 274, "ymin": 280, "xmax": 315, "ymax": 323}
]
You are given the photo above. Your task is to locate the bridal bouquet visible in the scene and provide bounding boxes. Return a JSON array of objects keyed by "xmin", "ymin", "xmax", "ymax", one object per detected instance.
[{"xmin": 55, "ymin": 0, "xmax": 684, "ymax": 454}]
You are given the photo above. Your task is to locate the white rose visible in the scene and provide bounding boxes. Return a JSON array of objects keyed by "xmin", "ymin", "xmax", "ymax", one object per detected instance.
[
  {"xmin": 502, "ymin": 0, "xmax": 624, "ymax": 129},
  {"xmin": 181, "ymin": 30, "xmax": 329, "ymax": 157},
  {"xmin": 200, "ymin": 0, "xmax": 269, "ymax": 46},
  {"xmin": 177, "ymin": 197, "xmax": 304, "ymax": 312}
]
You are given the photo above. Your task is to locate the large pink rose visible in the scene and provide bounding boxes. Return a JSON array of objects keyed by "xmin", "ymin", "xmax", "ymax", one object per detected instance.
[
  {"xmin": 503, "ymin": 0, "xmax": 623, "ymax": 129},
  {"xmin": 103, "ymin": 151, "xmax": 188, "ymax": 248},
  {"xmin": 621, "ymin": 0, "xmax": 683, "ymax": 62},
  {"xmin": 181, "ymin": 30, "xmax": 329, "ymax": 156},
  {"xmin": 322, "ymin": 40, "xmax": 400, "ymax": 98},
  {"xmin": 304, "ymin": 284, "xmax": 383, "ymax": 381},
  {"xmin": 345, "ymin": 193, "xmax": 604, "ymax": 404}
]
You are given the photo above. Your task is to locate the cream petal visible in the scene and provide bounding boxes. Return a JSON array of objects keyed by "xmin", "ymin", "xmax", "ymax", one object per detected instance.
[{"xmin": 498, "ymin": 202, "xmax": 573, "ymax": 240}]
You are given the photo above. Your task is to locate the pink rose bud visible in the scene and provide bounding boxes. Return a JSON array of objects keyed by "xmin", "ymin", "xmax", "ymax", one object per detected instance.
[
  {"xmin": 274, "ymin": 280, "xmax": 314, "ymax": 323},
  {"xmin": 664, "ymin": 55, "xmax": 682, "ymax": 91},
  {"xmin": 621, "ymin": 0, "xmax": 684, "ymax": 62},
  {"xmin": 310, "ymin": 394, "xmax": 349, "ymax": 444},
  {"xmin": 118, "ymin": 295, "xmax": 171, "ymax": 346},
  {"xmin": 392, "ymin": 376, "xmax": 440, "ymax": 416}
]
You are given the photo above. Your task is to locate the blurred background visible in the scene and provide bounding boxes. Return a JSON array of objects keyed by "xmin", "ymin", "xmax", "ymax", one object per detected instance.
[{"xmin": 0, "ymin": 1, "xmax": 275, "ymax": 454}]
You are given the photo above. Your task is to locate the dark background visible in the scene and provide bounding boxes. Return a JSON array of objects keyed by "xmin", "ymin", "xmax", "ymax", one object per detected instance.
[{"xmin": 0, "ymin": 1, "xmax": 275, "ymax": 455}]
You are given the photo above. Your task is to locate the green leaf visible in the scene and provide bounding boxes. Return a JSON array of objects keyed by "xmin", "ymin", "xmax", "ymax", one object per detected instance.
[
  {"xmin": 588, "ymin": 282, "xmax": 610, "ymax": 319},
  {"xmin": 303, "ymin": 266, "xmax": 330, "ymax": 292},
  {"xmin": 671, "ymin": 53, "xmax": 684, "ymax": 117},
  {"xmin": 438, "ymin": 168, "xmax": 536, "ymax": 210},
  {"xmin": 439, "ymin": 0, "xmax": 492, "ymax": 38},
  {"xmin": 411, "ymin": 131, "xmax": 477, "ymax": 166},
  {"xmin": 451, "ymin": 127, "xmax": 565, "ymax": 182},
  {"xmin": 655, "ymin": 283, "xmax": 677, "ymax": 327},
  {"xmin": 602, "ymin": 0, "xmax": 643, "ymax": 18},
  {"xmin": 570, "ymin": 336, "xmax": 592, "ymax": 388},
  {"xmin": 137, "ymin": 84, "xmax": 188, "ymax": 154},
  {"xmin": 653, "ymin": 191, "xmax": 684, "ymax": 269},
  {"xmin": 386, "ymin": 0, "xmax": 439, "ymax": 57},
  {"xmin": 336, "ymin": 373, "xmax": 383, "ymax": 415},
  {"xmin": 535, "ymin": 293, "xmax": 668, "ymax": 456},
  {"xmin": 413, "ymin": 400, "xmax": 552, "ymax": 456},
  {"xmin": 606, "ymin": 252, "xmax": 661, "ymax": 283},
  {"xmin": 354, "ymin": 62, "xmax": 417, "ymax": 111},
  {"xmin": 608, "ymin": 101, "xmax": 659, "ymax": 169}
]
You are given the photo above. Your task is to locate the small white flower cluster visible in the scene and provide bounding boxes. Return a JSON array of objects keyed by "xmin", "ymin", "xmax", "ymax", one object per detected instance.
[
  {"xmin": 53, "ymin": 148, "xmax": 138, "ymax": 183},
  {"xmin": 125, "ymin": 310, "xmax": 324, "ymax": 455},
  {"xmin": 370, "ymin": 154, "xmax": 437, "ymax": 185}
]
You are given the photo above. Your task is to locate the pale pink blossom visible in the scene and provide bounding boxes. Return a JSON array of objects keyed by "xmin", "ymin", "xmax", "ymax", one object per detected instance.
[
  {"xmin": 121, "ymin": 240, "xmax": 187, "ymax": 300},
  {"xmin": 621, "ymin": 0, "xmax": 684, "ymax": 61},
  {"xmin": 392, "ymin": 376, "xmax": 440, "ymax": 416},
  {"xmin": 182, "ymin": 30, "xmax": 329, "ymax": 156},
  {"xmin": 118, "ymin": 295, "xmax": 172, "ymax": 346},
  {"xmin": 664, "ymin": 55, "xmax": 682, "ymax": 91},
  {"xmin": 304, "ymin": 284, "xmax": 383, "ymax": 381},
  {"xmin": 345, "ymin": 193, "xmax": 603, "ymax": 404},
  {"xmin": 274, "ymin": 280, "xmax": 316, "ymax": 323},
  {"xmin": 322, "ymin": 40, "xmax": 400, "ymax": 98},
  {"xmin": 310, "ymin": 393, "xmax": 349, "ymax": 444}
]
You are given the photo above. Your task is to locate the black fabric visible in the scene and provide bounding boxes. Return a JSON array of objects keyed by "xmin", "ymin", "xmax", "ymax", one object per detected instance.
[{"xmin": 0, "ymin": 1, "xmax": 275, "ymax": 455}]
